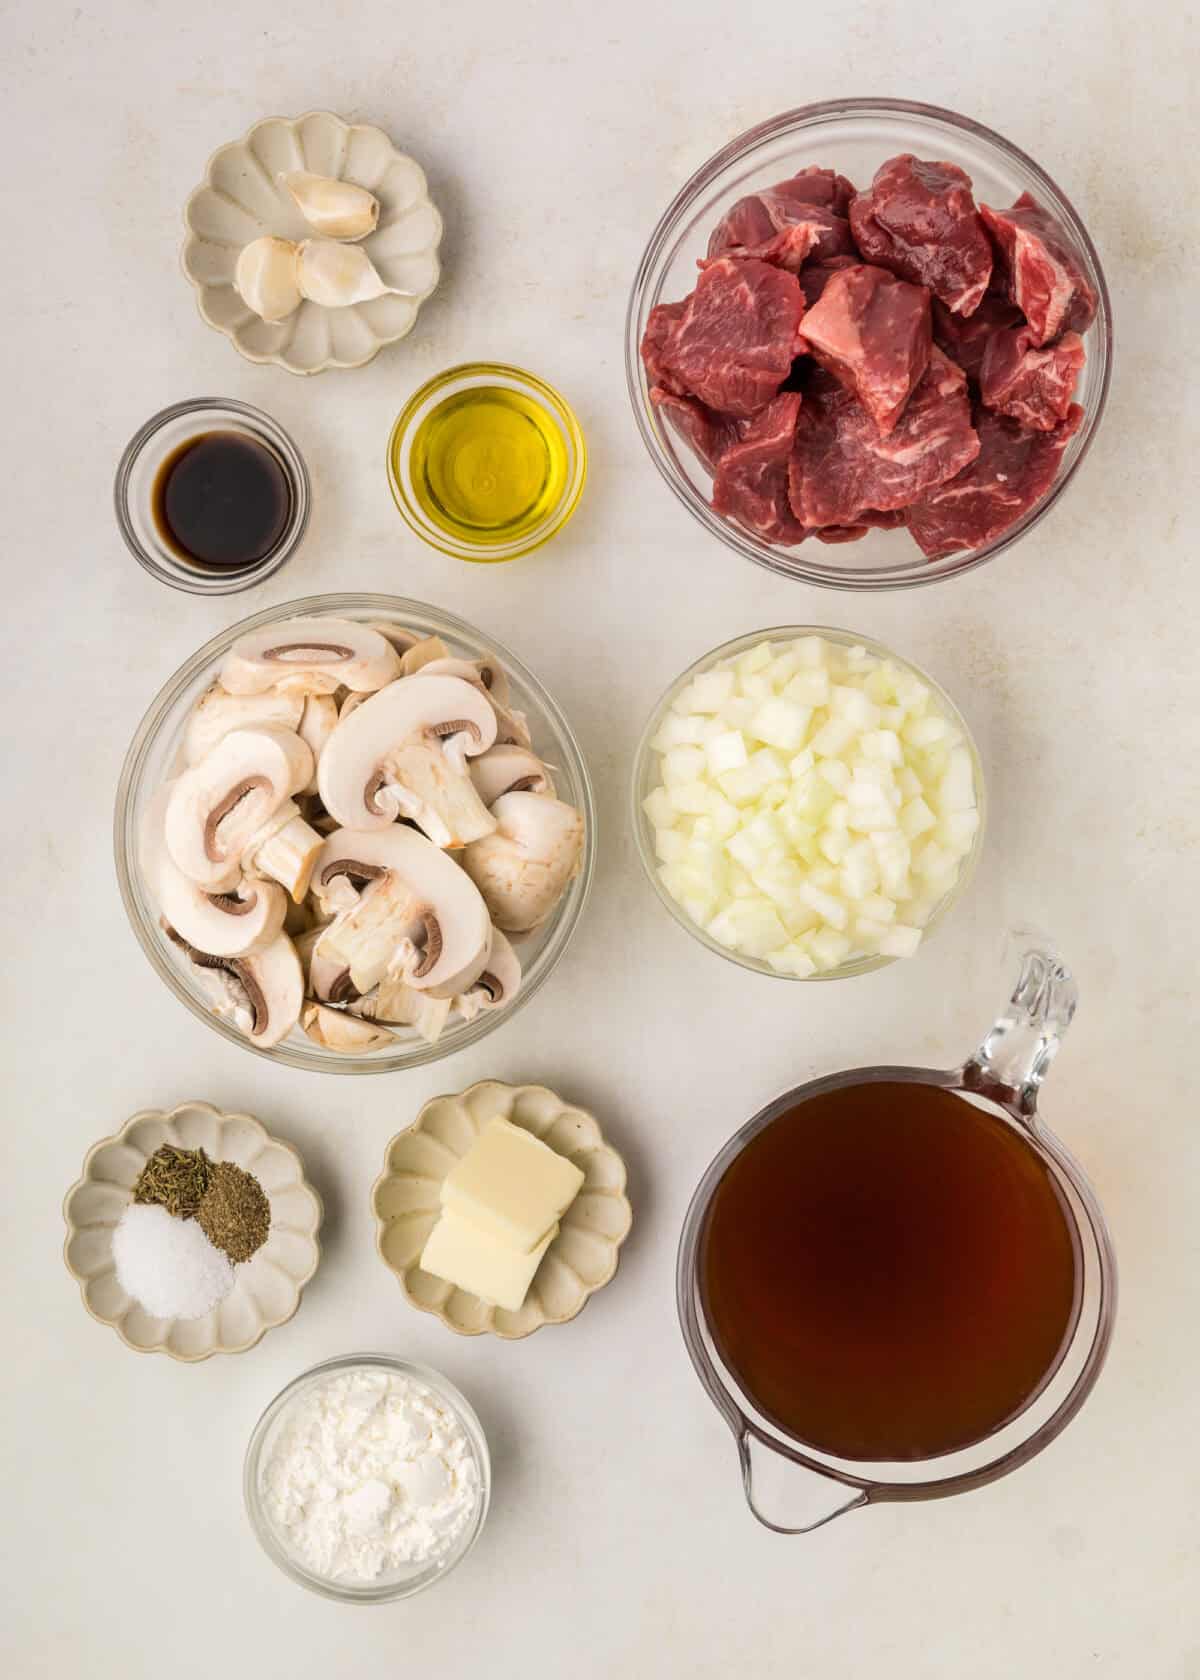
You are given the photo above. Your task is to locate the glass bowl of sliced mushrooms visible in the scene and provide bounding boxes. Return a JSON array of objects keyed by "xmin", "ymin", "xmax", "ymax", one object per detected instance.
[{"xmin": 115, "ymin": 594, "xmax": 595, "ymax": 1072}]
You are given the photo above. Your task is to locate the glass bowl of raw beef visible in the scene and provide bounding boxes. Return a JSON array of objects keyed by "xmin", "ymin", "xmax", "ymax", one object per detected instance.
[
  {"xmin": 114, "ymin": 594, "xmax": 596, "ymax": 1074},
  {"xmin": 626, "ymin": 98, "xmax": 1112, "ymax": 590}
]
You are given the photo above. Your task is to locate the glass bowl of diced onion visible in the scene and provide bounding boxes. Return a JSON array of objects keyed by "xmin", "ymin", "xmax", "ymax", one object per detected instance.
[{"xmin": 632, "ymin": 627, "xmax": 985, "ymax": 979}]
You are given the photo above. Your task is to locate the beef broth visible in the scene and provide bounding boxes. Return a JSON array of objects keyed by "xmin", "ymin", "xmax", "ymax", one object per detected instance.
[{"xmin": 700, "ymin": 1080, "xmax": 1080, "ymax": 1462}]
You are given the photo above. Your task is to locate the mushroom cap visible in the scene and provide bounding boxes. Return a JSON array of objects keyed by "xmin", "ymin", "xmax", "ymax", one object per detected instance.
[
  {"xmin": 398, "ymin": 636, "xmax": 450, "ymax": 675},
  {"xmin": 183, "ymin": 684, "xmax": 304, "ymax": 767},
  {"xmin": 164, "ymin": 726, "xmax": 313, "ymax": 889},
  {"xmin": 170, "ymin": 928, "xmax": 304, "ymax": 1049},
  {"xmin": 469, "ymin": 745, "xmax": 556, "ymax": 806},
  {"xmin": 141, "ymin": 785, "xmax": 288, "ymax": 958},
  {"xmin": 458, "ymin": 927, "xmax": 522, "ymax": 1018},
  {"xmin": 220, "ymin": 617, "xmax": 402, "ymax": 697},
  {"xmin": 314, "ymin": 825, "xmax": 492, "ymax": 996},
  {"xmin": 369, "ymin": 622, "xmax": 421, "ymax": 657},
  {"xmin": 412, "ymin": 657, "xmax": 528, "ymax": 745},
  {"xmin": 317, "ymin": 674, "xmax": 498, "ymax": 832},
  {"xmin": 460, "ymin": 793, "xmax": 585, "ymax": 932}
]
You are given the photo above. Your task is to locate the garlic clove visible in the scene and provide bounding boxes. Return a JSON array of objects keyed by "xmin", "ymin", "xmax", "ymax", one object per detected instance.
[
  {"xmin": 279, "ymin": 170, "xmax": 380, "ymax": 241},
  {"xmin": 234, "ymin": 236, "xmax": 302, "ymax": 323},
  {"xmin": 295, "ymin": 239, "xmax": 393, "ymax": 308}
]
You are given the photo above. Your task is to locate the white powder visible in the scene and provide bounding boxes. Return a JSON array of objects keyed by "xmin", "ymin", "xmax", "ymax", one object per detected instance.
[
  {"xmin": 111, "ymin": 1202, "xmax": 235, "ymax": 1320},
  {"xmin": 259, "ymin": 1368, "xmax": 481, "ymax": 1583}
]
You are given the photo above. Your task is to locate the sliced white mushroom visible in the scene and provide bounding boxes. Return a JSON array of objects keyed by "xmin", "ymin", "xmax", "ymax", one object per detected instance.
[
  {"xmin": 298, "ymin": 694, "xmax": 338, "ymax": 793},
  {"xmin": 182, "ymin": 684, "xmax": 304, "ymax": 767},
  {"xmin": 141, "ymin": 786, "xmax": 287, "ymax": 957},
  {"xmin": 220, "ymin": 618, "xmax": 402, "ymax": 697},
  {"xmin": 399, "ymin": 636, "xmax": 450, "ymax": 676},
  {"xmin": 469, "ymin": 744, "xmax": 556, "ymax": 806},
  {"xmin": 456, "ymin": 928, "xmax": 522, "ymax": 1021},
  {"xmin": 369, "ymin": 622, "xmax": 421, "ymax": 657},
  {"xmin": 414, "ymin": 653, "xmax": 512, "ymax": 708},
  {"xmin": 460, "ymin": 792, "xmax": 585, "ymax": 932},
  {"xmin": 314, "ymin": 826, "xmax": 492, "ymax": 996},
  {"xmin": 164, "ymin": 727, "xmax": 313, "ymax": 890},
  {"xmin": 317, "ymin": 674, "xmax": 498, "ymax": 840},
  {"xmin": 352, "ymin": 976, "xmax": 452, "ymax": 1044},
  {"xmin": 339, "ymin": 689, "xmax": 370, "ymax": 722},
  {"xmin": 241, "ymin": 796, "xmax": 324, "ymax": 902},
  {"xmin": 411, "ymin": 656, "xmax": 531, "ymax": 747},
  {"xmin": 301, "ymin": 1001, "xmax": 394, "ymax": 1054},
  {"xmin": 235, "ymin": 236, "xmax": 302, "ymax": 322},
  {"xmin": 166, "ymin": 927, "xmax": 304, "ymax": 1048},
  {"xmin": 296, "ymin": 239, "xmax": 394, "ymax": 307},
  {"xmin": 279, "ymin": 171, "xmax": 379, "ymax": 241}
]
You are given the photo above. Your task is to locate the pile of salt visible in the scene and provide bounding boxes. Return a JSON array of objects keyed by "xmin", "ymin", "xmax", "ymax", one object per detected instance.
[{"xmin": 111, "ymin": 1202, "xmax": 234, "ymax": 1320}]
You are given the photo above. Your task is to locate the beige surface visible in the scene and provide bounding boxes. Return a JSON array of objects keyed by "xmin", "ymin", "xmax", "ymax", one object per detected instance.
[{"xmin": 1, "ymin": 1, "xmax": 1197, "ymax": 1676}]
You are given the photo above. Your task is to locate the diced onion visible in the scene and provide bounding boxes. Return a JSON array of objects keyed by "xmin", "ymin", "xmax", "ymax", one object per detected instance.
[{"xmin": 643, "ymin": 635, "xmax": 979, "ymax": 973}]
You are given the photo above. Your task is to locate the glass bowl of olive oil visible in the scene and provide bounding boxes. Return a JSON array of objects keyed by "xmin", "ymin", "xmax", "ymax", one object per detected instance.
[{"xmin": 388, "ymin": 364, "xmax": 586, "ymax": 562}]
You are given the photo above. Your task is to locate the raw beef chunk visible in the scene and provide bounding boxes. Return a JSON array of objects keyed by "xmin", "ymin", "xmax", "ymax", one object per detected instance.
[
  {"xmin": 647, "ymin": 257, "xmax": 806, "ymax": 417},
  {"xmin": 906, "ymin": 402, "xmax": 1084, "ymax": 558},
  {"xmin": 932, "ymin": 294, "xmax": 1023, "ymax": 383},
  {"xmin": 641, "ymin": 301, "xmax": 687, "ymax": 394},
  {"xmin": 979, "ymin": 194, "xmax": 1097, "ymax": 346},
  {"xmin": 707, "ymin": 178, "xmax": 854, "ymax": 273},
  {"xmin": 815, "ymin": 509, "xmax": 907, "ymax": 544},
  {"xmin": 777, "ymin": 165, "xmax": 857, "ymax": 216},
  {"xmin": 788, "ymin": 352, "xmax": 978, "ymax": 528},
  {"xmin": 979, "ymin": 327, "xmax": 1085, "ymax": 431},
  {"xmin": 712, "ymin": 392, "xmax": 807, "ymax": 545},
  {"xmin": 798, "ymin": 254, "xmax": 860, "ymax": 310},
  {"xmin": 650, "ymin": 387, "xmax": 741, "ymax": 470},
  {"xmin": 850, "ymin": 155, "xmax": 993, "ymax": 317},
  {"xmin": 797, "ymin": 263, "xmax": 932, "ymax": 436}
]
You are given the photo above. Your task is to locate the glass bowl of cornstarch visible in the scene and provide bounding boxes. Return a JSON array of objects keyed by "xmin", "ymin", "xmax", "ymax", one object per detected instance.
[{"xmin": 244, "ymin": 1353, "xmax": 490, "ymax": 1602}]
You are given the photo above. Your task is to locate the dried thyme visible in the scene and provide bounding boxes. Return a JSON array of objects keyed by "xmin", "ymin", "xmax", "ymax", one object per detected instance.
[{"xmin": 133, "ymin": 1145, "xmax": 211, "ymax": 1220}]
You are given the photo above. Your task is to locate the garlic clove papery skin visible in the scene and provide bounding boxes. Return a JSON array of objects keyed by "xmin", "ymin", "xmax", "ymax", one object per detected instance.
[
  {"xmin": 279, "ymin": 171, "xmax": 380, "ymax": 241},
  {"xmin": 295, "ymin": 240, "xmax": 394, "ymax": 308},
  {"xmin": 235, "ymin": 236, "xmax": 302, "ymax": 323}
]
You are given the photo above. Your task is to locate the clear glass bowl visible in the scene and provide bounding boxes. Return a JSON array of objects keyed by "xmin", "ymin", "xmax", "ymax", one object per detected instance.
[
  {"xmin": 631, "ymin": 626, "xmax": 985, "ymax": 980},
  {"xmin": 244, "ymin": 1354, "xmax": 491, "ymax": 1603},
  {"xmin": 114, "ymin": 398, "xmax": 310, "ymax": 595},
  {"xmin": 387, "ymin": 363, "xmax": 587, "ymax": 562},
  {"xmin": 114, "ymin": 592, "xmax": 596, "ymax": 1073},
  {"xmin": 625, "ymin": 98, "xmax": 1112, "ymax": 591}
]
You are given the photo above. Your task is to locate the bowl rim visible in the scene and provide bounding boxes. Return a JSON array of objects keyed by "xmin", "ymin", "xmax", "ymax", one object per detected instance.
[
  {"xmin": 243, "ymin": 1352, "xmax": 491, "ymax": 1602},
  {"xmin": 180, "ymin": 108, "xmax": 442, "ymax": 376},
  {"xmin": 624, "ymin": 96, "xmax": 1113, "ymax": 591},
  {"xmin": 371, "ymin": 1078, "xmax": 633, "ymax": 1339},
  {"xmin": 113, "ymin": 592, "xmax": 596, "ymax": 1073},
  {"xmin": 631, "ymin": 624, "xmax": 986, "ymax": 980},
  {"xmin": 62, "ymin": 1098, "xmax": 323, "ymax": 1361},
  {"xmin": 385, "ymin": 361, "xmax": 589, "ymax": 562}
]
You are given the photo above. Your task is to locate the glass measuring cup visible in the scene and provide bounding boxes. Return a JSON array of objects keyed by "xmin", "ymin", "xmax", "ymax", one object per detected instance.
[{"xmin": 677, "ymin": 946, "xmax": 1117, "ymax": 1531}]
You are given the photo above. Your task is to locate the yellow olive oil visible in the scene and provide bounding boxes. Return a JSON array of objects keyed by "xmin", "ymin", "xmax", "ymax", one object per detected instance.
[{"xmin": 408, "ymin": 386, "xmax": 568, "ymax": 550}]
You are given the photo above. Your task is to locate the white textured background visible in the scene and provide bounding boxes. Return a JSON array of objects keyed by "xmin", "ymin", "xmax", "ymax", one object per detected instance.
[{"xmin": 2, "ymin": 2, "xmax": 1196, "ymax": 1675}]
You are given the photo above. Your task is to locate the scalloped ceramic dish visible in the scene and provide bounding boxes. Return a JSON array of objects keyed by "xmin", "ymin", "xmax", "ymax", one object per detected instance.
[
  {"xmin": 182, "ymin": 110, "xmax": 442, "ymax": 374},
  {"xmin": 63, "ymin": 1101, "xmax": 322, "ymax": 1360},
  {"xmin": 373, "ymin": 1082, "xmax": 632, "ymax": 1339}
]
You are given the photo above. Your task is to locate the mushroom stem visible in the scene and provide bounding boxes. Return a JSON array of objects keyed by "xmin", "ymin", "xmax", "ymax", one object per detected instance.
[
  {"xmin": 241, "ymin": 800, "xmax": 324, "ymax": 902},
  {"xmin": 377, "ymin": 737, "xmax": 498, "ymax": 848}
]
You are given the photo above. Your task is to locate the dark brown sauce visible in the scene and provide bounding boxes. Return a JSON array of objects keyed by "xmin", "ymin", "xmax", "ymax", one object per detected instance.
[
  {"xmin": 700, "ymin": 1081, "xmax": 1080, "ymax": 1462},
  {"xmin": 152, "ymin": 431, "xmax": 290, "ymax": 570}
]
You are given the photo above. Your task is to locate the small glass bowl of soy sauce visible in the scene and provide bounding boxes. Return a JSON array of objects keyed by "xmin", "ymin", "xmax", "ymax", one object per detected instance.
[{"xmin": 114, "ymin": 398, "xmax": 310, "ymax": 594}]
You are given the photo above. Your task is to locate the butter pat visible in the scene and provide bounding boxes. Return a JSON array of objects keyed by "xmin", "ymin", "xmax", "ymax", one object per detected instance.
[
  {"xmin": 441, "ymin": 1119, "xmax": 585, "ymax": 1252},
  {"xmin": 420, "ymin": 1211, "xmax": 558, "ymax": 1311}
]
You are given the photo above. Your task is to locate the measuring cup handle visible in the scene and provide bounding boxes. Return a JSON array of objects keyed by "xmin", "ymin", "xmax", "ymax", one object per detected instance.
[
  {"xmin": 963, "ymin": 943, "xmax": 1078, "ymax": 1118},
  {"xmin": 737, "ymin": 1429, "xmax": 868, "ymax": 1534}
]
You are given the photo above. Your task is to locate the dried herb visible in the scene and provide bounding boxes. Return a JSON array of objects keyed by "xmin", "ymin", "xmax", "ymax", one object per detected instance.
[
  {"xmin": 133, "ymin": 1145, "xmax": 211, "ymax": 1220},
  {"xmin": 197, "ymin": 1161, "xmax": 270, "ymax": 1262}
]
